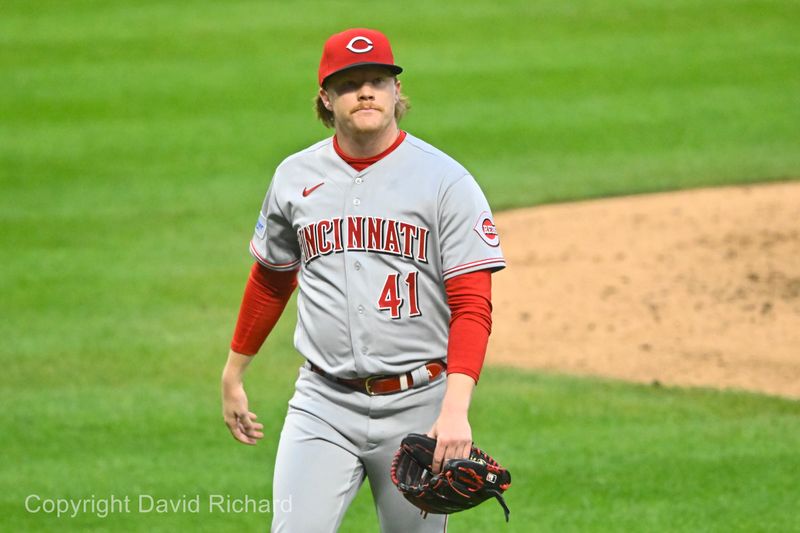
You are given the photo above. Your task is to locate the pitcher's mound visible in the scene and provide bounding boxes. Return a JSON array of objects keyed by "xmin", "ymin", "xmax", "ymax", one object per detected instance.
[{"xmin": 489, "ymin": 181, "xmax": 800, "ymax": 399}]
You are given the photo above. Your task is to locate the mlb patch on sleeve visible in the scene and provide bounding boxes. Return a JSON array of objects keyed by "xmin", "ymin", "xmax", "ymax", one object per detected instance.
[{"xmin": 255, "ymin": 213, "xmax": 267, "ymax": 239}]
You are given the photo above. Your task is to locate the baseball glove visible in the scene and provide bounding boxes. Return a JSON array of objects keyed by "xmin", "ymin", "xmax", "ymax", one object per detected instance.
[{"xmin": 390, "ymin": 433, "xmax": 512, "ymax": 522}]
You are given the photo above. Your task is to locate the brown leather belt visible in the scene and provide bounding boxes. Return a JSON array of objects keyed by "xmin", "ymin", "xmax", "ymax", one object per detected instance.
[{"xmin": 308, "ymin": 360, "xmax": 446, "ymax": 396}]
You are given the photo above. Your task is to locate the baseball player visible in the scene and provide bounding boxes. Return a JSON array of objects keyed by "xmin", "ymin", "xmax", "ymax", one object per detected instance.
[{"xmin": 221, "ymin": 28, "xmax": 505, "ymax": 532}]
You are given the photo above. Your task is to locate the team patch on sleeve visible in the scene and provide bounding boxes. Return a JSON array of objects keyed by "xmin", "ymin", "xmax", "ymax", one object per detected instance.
[
  {"xmin": 255, "ymin": 213, "xmax": 267, "ymax": 239},
  {"xmin": 473, "ymin": 211, "xmax": 500, "ymax": 247}
]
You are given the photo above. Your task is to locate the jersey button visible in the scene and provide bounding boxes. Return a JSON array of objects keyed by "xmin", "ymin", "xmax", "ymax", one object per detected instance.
[
  {"xmin": 360, "ymin": 346, "xmax": 368, "ymax": 355},
  {"xmin": 355, "ymin": 177, "xmax": 363, "ymax": 184},
  {"xmin": 354, "ymin": 261, "xmax": 361, "ymax": 270},
  {"xmin": 357, "ymin": 305, "xmax": 365, "ymax": 314},
  {"xmin": 353, "ymin": 198, "xmax": 361, "ymax": 206}
]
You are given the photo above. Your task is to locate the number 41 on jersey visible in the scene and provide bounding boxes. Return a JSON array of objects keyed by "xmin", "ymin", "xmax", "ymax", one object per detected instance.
[{"xmin": 378, "ymin": 271, "xmax": 421, "ymax": 319}]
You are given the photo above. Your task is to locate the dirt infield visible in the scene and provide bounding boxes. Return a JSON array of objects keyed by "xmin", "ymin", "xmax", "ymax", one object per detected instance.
[{"xmin": 489, "ymin": 181, "xmax": 800, "ymax": 399}]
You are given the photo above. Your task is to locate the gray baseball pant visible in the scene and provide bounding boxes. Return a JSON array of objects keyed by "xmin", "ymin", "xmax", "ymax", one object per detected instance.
[{"xmin": 270, "ymin": 364, "xmax": 448, "ymax": 532}]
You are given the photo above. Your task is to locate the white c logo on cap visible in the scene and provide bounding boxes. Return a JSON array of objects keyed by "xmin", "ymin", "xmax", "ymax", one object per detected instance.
[{"xmin": 346, "ymin": 36, "xmax": 374, "ymax": 54}]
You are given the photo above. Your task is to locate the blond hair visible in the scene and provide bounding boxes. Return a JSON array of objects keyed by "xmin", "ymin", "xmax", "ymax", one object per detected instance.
[{"xmin": 314, "ymin": 92, "xmax": 410, "ymax": 128}]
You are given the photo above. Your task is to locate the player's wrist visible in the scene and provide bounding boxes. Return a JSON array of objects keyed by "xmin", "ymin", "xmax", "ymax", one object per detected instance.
[
  {"xmin": 440, "ymin": 391, "xmax": 471, "ymax": 412},
  {"xmin": 221, "ymin": 371, "xmax": 243, "ymax": 387},
  {"xmin": 439, "ymin": 400, "xmax": 470, "ymax": 415},
  {"xmin": 221, "ymin": 370, "xmax": 247, "ymax": 392}
]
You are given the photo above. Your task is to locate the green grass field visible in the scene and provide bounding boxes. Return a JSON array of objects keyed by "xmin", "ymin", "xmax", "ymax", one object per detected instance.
[{"xmin": 2, "ymin": 0, "xmax": 799, "ymax": 531}]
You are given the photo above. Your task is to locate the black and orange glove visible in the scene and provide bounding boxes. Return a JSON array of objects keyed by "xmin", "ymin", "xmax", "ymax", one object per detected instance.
[{"xmin": 390, "ymin": 433, "xmax": 512, "ymax": 522}]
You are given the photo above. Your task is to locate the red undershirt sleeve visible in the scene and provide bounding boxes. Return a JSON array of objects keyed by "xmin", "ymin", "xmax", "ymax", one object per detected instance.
[
  {"xmin": 444, "ymin": 269, "xmax": 493, "ymax": 383},
  {"xmin": 230, "ymin": 262, "xmax": 298, "ymax": 356}
]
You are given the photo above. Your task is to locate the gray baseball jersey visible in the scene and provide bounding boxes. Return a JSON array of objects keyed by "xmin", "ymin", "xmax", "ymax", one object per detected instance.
[{"xmin": 250, "ymin": 132, "xmax": 505, "ymax": 378}]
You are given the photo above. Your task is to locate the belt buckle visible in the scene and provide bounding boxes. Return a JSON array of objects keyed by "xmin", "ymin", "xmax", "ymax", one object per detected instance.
[{"xmin": 364, "ymin": 376, "xmax": 380, "ymax": 396}]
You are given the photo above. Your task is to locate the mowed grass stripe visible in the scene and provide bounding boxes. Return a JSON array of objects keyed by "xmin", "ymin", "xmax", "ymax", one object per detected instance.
[
  {"xmin": 2, "ymin": 1, "xmax": 798, "ymax": 205},
  {"xmin": 3, "ymin": 365, "xmax": 798, "ymax": 531}
]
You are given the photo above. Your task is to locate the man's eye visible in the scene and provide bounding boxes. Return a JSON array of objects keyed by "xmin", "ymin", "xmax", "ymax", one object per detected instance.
[{"xmin": 373, "ymin": 78, "xmax": 385, "ymax": 85}]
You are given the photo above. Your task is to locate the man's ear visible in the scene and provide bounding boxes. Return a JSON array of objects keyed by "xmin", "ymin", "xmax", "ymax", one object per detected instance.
[{"xmin": 319, "ymin": 87, "xmax": 333, "ymax": 111}]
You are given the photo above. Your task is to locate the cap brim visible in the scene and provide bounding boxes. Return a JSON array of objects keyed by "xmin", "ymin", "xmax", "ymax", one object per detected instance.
[{"xmin": 321, "ymin": 62, "xmax": 403, "ymax": 86}]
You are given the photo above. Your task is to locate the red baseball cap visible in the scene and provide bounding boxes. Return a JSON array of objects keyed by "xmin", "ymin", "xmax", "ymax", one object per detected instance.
[{"xmin": 318, "ymin": 28, "xmax": 403, "ymax": 87}]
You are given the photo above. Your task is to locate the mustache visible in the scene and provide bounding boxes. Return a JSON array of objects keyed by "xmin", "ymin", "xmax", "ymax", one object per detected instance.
[{"xmin": 350, "ymin": 104, "xmax": 384, "ymax": 114}]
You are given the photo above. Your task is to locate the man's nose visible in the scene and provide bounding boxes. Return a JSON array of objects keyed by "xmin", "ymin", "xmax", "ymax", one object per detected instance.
[{"xmin": 357, "ymin": 82, "xmax": 375, "ymax": 100}]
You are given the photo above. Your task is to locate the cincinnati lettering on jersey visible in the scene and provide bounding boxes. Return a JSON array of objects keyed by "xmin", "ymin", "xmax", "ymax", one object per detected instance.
[{"xmin": 297, "ymin": 216, "xmax": 429, "ymax": 264}]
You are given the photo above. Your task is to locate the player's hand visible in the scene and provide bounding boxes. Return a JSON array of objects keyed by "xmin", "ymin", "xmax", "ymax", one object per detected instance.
[
  {"xmin": 221, "ymin": 380, "xmax": 264, "ymax": 445},
  {"xmin": 427, "ymin": 407, "xmax": 472, "ymax": 474}
]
